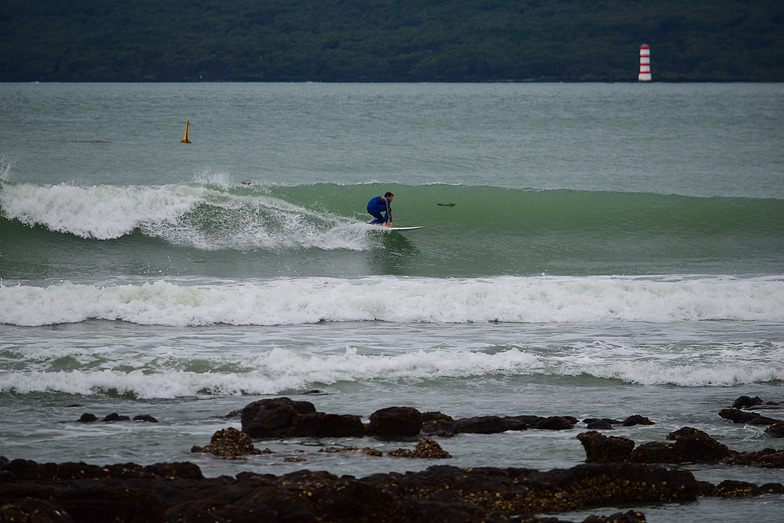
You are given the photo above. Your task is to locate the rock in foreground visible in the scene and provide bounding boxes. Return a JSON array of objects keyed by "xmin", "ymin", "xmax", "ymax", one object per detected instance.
[{"xmin": 0, "ymin": 457, "xmax": 710, "ymax": 522}]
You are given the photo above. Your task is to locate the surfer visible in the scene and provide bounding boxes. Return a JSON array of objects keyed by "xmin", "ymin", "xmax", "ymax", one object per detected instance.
[{"xmin": 367, "ymin": 192, "xmax": 394, "ymax": 227}]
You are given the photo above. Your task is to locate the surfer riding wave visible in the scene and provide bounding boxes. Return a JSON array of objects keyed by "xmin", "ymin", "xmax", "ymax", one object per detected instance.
[{"xmin": 367, "ymin": 192, "xmax": 393, "ymax": 227}]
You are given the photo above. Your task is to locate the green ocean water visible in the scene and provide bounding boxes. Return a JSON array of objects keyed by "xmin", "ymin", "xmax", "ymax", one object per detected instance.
[
  {"xmin": 1, "ymin": 83, "xmax": 783, "ymax": 522},
  {"xmin": 2, "ymin": 182, "xmax": 782, "ymax": 280}
]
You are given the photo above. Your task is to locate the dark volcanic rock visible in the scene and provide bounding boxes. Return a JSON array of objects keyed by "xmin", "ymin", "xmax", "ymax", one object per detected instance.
[
  {"xmin": 1, "ymin": 459, "xmax": 47, "ymax": 481},
  {"xmin": 388, "ymin": 438, "xmax": 452, "ymax": 459},
  {"xmin": 583, "ymin": 510, "xmax": 647, "ymax": 523},
  {"xmin": 722, "ymin": 448, "xmax": 784, "ymax": 468},
  {"xmin": 584, "ymin": 418, "xmax": 621, "ymax": 426},
  {"xmin": 235, "ymin": 398, "xmax": 665, "ymax": 442},
  {"xmin": 143, "ymin": 462, "xmax": 204, "ymax": 480},
  {"xmin": 364, "ymin": 462, "xmax": 700, "ymax": 515},
  {"xmin": 421, "ymin": 412, "xmax": 456, "ymax": 436},
  {"xmin": 0, "ymin": 497, "xmax": 74, "ymax": 522},
  {"xmin": 240, "ymin": 397, "xmax": 316, "ymax": 438},
  {"xmin": 533, "ymin": 416, "xmax": 576, "ymax": 430},
  {"xmin": 367, "ymin": 406, "xmax": 423, "ymax": 438},
  {"xmin": 56, "ymin": 483, "xmax": 167, "ymax": 522},
  {"xmin": 422, "ymin": 413, "xmax": 531, "ymax": 437},
  {"xmin": 77, "ymin": 413, "xmax": 97, "ymax": 423},
  {"xmin": 766, "ymin": 421, "xmax": 784, "ymax": 437},
  {"xmin": 579, "ymin": 427, "xmax": 784, "ymax": 468},
  {"xmin": 102, "ymin": 413, "xmax": 131, "ymax": 422},
  {"xmin": 500, "ymin": 415, "xmax": 532, "ymax": 431},
  {"xmin": 551, "ymin": 463, "xmax": 700, "ymax": 508},
  {"xmin": 621, "ymin": 415, "xmax": 655, "ymax": 427},
  {"xmin": 133, "ymin": 414, "xmax": 159, "ymax": 423},
  {"xmin": 762, "ymin": 483, "xmax": 784, "ymax": 494},
  {"xmin": 719, "ymin": 408, "xmax": 778, "ymax": 426},
  {"xmin": 453, "ymin": 415, "xmax": 509, "ymax": 434},
  {"xmin": 710, "ymin": 479, "xmax": 763, "ymax": 497},
  {"xmin": 585, "ymin": 419, "xmax": 615, "ymax": 430},
  {"xmin": 412, "ymin": 438, "xmax": 452, "ymax": 459},
  {"xmin": 320, "ymin": 446, "xmax": 383, "ymax": 457},
  {"xmin": 426, "ymin": 414, "xmax": 534, "ymax": 436},
  {"xmin": 629, "ymin": 441, "xmax": 682, "ymax": 463},
  {"xmin": 732, "ymin": 395, "xmax": 763, "ymax": 409},
  {"xmin": 577, "ymin": 431, "xmax": 634, "ymax": 463},
  {"xmin": 290, "ymin": 412, "xmax": 366, "ymax": 438},
  {"xmin": 421, "ymin": 411, "xmax": 450, "ymax": 422},
  {"xmin": 507, "ymin": 415, "xmax": 546, "ymax": 427},
  {"xmin": 191, "ymin": 427, "xmax": 262, "ymax": 458},
  {"xmin": 666, "ymin": 427, "xmax": 732, "ymax": 463},
  {"xmin": 1, "ymin": 459, "xmax": 116, "ymax": 481},
  {"xmin": 0, "ymin": 459, "xmax": 198, "ymax": 483},
  {"xmin": 4, "ymin": 457, "xmax": 778, "ymax": 522}
]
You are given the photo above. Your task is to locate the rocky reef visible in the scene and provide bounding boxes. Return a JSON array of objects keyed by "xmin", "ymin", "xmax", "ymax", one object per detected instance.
[
  {"xmin": 0, "ymin": 456, "xmax": 763, "ymax": 523},
  {"xmin": 2, "ymin": 395, "xmax": 780, "ymax": 522},
  {"xmin": 236, "ymin": 397, "xmax": 661, "ymax": 441},
  {"xmin": 577, "ymin": 427, "xmax": 784, "ymax": 469}
]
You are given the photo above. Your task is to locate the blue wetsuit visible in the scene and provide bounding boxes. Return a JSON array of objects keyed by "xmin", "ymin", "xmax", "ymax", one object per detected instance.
[{"xmin": 367, "ymin": 196, "xmax": 392, "ymax": 224}]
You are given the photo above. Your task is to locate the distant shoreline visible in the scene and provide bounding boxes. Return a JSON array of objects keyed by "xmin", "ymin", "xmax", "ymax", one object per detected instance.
[{"xmin": 5, "ymin": 1, "xmax": 782, "ymax": 83}]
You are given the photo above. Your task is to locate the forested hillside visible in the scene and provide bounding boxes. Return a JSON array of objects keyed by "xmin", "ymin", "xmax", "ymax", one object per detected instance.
[{"xmin": 1, "ymin": 0, "xmax": 782, "ymax": 81}]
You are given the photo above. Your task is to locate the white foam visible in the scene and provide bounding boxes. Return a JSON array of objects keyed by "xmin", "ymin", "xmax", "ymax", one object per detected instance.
[
  {"xmin": 1, "ymin": 275, "xmax": 782, "ymax": 327},
  {"xmin": 191, "ymin": 169, "xmax": 237, "ymax": 189},
  {"xmin": 0, "ymin": 181, "xmax": 367, "ymax": 251},
  {"xmin": 0, "ymin": 183, "xmax": 200, "ymax": 239},
  {"xmin": 0, "ymin": 345, "xmax": 540, "ymax": 398},
  {"xmin": 552, "ymin": 340, "xmax": 784, "ymax": 387},
  {"xmin": 1, "ymin": 339, "xmax": 781, "ymax": 399}
]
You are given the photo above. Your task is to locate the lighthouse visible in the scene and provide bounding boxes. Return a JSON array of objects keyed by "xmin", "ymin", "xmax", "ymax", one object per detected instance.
[{"xmin": 638, "ymin": 44, "xmax": 651, "ymax": 81}]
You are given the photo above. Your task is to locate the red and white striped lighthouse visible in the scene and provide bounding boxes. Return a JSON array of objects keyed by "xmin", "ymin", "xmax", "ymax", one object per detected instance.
[{"xmin": 638, "ymin": 44, "xmax": 651, "ymax": 81}]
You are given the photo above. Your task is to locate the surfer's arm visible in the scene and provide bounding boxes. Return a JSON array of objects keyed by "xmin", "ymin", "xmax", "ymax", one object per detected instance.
[{"xmin": 385, "ymin": 198, "xmax": 392, "ymax": 224}]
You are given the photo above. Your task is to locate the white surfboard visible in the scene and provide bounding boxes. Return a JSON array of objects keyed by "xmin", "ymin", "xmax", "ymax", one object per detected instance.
[{"xmin": 365, "ymin": 224, "xmax": 422, "ymax": 231}]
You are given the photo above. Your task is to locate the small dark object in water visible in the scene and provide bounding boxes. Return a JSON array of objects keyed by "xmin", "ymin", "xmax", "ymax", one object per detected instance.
[
  {"xmin": 437, "ymin": 202, "xmax": 455, "ymax": 207},
  {"xmin": 133, "ymin": 414, "xmax": 159, "ymax": 423}
]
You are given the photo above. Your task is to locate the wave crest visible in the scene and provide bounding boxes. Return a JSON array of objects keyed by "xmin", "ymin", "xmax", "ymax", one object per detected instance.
[{"xmin": 2, "ymin": 276, "xmax": 782, "ymax": 327}]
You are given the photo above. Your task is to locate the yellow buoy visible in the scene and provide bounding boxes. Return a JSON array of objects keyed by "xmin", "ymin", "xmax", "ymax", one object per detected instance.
[{"xmin": 181, "ymin": 120, "xmax": 191, "ymax": 143}]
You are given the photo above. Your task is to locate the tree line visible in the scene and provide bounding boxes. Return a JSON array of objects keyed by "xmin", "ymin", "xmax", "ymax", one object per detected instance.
[{"xmin": 1, "ymin": 0, "xmax": 782, "ymax": 82}]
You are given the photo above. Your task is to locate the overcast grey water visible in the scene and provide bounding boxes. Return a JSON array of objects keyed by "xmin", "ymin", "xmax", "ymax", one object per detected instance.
[{"xmin": 1, "ymin": 82, "xmax": 783, "ymax": 521}]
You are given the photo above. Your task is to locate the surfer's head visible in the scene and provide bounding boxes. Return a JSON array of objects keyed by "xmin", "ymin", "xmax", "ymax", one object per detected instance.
[{"xmin": 385, "ymin": 192, "xmax": 394, "ymax": 199}]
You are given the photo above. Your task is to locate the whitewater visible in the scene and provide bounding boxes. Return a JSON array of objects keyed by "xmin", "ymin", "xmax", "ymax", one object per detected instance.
[{"xmin": 2, "ymin": 276, "xmax": 783, "ymax": 327}]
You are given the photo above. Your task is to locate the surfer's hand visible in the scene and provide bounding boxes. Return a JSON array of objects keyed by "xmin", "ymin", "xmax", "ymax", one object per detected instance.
[{"xmin": 385, "ymin": 222, "xmax": 392, "ymax": 227}]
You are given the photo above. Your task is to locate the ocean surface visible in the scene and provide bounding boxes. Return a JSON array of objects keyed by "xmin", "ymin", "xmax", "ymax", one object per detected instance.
[{"xmin": 1, "ymin": 82, "xmax": 783, "ymax": 521}]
